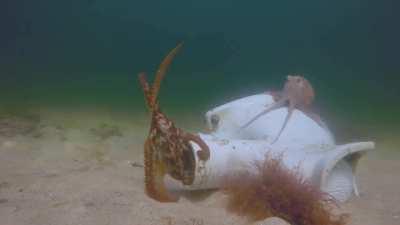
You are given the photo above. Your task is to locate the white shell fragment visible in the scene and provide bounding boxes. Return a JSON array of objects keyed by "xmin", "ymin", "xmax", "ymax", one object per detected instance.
[{"xmin": 165, "ymin": 93, "xmax": 375, "ymax": 202}]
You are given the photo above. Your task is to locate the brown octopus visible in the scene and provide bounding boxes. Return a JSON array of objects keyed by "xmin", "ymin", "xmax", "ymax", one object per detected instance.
[
  {"xmin": 139, "ymin": 43, "xmax": 210, "ymax": 202},
  {"xmin": 242, "ymin": 75, "xmax": 323, "ymax": 143}
]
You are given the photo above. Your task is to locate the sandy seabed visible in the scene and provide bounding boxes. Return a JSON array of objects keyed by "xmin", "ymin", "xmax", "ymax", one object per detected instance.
[{"xmin": 0, "ymin": 109, "xmax": 399, "ymax": 225}]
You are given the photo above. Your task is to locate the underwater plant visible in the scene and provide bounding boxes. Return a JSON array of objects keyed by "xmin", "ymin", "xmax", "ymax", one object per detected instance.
[{"xmin": 222, "ymin": 154, "xmax": 348, "ymax": 225}]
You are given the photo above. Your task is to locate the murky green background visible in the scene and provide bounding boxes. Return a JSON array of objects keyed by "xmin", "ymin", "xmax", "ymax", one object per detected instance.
[{"xmin": 3, "ymin": 1, "xmax": 399, "ymax": 146}]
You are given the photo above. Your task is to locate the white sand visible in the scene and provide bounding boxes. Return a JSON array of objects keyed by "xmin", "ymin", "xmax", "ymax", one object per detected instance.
[{"xmin": 0, "ymin": 110, "xmax": 399, "ymax": 225}]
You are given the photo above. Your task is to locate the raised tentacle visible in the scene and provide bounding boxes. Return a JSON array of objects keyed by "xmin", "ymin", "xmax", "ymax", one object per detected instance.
[
  {"xmin": 138, "ymin": 72, "xmax": 153, "ymax": 110},
  {"xmin": 151, "ymin": 42, "xmax": 184, "ymax": 107}
]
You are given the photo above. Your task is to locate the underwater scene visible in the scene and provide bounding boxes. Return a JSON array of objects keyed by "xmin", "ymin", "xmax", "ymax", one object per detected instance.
[{"xmin": 1, "ymin": 1, "xmax": 399, "ymax": 225}]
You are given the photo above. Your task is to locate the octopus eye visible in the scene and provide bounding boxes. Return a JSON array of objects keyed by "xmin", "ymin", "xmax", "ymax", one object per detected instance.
[{"xmin": 296, "ymin": 77, "xmax": 302, "ymax": 83}]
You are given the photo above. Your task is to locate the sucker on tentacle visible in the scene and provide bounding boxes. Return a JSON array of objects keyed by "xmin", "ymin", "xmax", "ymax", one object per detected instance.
[{"xmin": 138, "ymin": 43, "xmax": 210, "ymax": 202}]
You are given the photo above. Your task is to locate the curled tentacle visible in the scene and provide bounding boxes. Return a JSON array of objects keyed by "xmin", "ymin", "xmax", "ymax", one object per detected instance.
[{"xmin": 182, "ymin": 132, "xmax": 210, "ymax": 161}]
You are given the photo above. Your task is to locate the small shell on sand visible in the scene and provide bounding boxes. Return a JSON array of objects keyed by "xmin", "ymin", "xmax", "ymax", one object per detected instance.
[{"xmin": 252, "ymin": 217, "xmax": 291, "ymax": 225}]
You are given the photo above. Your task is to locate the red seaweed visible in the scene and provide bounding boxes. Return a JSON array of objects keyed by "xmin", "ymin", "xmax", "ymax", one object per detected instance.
[{"xmin": 222, "ymin": 154, "xmax": 348, "ymax": 225}]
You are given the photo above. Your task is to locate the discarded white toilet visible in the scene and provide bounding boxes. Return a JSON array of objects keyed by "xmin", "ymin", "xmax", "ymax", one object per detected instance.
[{"xmin": 166, "ymin": 93, "xmax": 374, "ymax": 202}]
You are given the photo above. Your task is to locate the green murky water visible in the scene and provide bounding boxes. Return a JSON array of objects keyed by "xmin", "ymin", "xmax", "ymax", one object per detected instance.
[{"xmin": 3, "ymin": 1, "xmax": 399, "ymax": 149}]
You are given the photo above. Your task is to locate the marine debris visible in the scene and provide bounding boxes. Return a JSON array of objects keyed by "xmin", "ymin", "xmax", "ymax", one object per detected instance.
[
  {"xmin": 137, "ymin": 44, "xmax": 374, "ymax": 215},
  {"xmin": 139, "ymin": 43, "xmax": 210, "ymax": 202},
  {"xmin": 205, "ymin": 93, "xmax": 334, "ymax": 146},
  {"xmin": 242, "ymin": 75, "xmax": 323, "ymax": 143}
]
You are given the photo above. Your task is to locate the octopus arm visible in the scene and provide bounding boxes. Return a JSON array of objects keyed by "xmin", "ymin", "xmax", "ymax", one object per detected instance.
[
  {"xmin": 144, "ymin": 139, "xmax": 179, "ymax": 202},
  {"xmin": 182, "ymin": 131, "xmax": 210, "ymax": 161}
]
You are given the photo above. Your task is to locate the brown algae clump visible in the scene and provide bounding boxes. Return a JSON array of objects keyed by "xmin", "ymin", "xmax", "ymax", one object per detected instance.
[{"xmin": 222, "ymin": 155, "xmax": 348, "ymax": 225}]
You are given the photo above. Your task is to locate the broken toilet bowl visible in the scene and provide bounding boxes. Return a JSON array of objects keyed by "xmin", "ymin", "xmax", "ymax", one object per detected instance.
[{"xmin": 165, "ymin": 94, "xmax": 374, "ymax": 202}]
